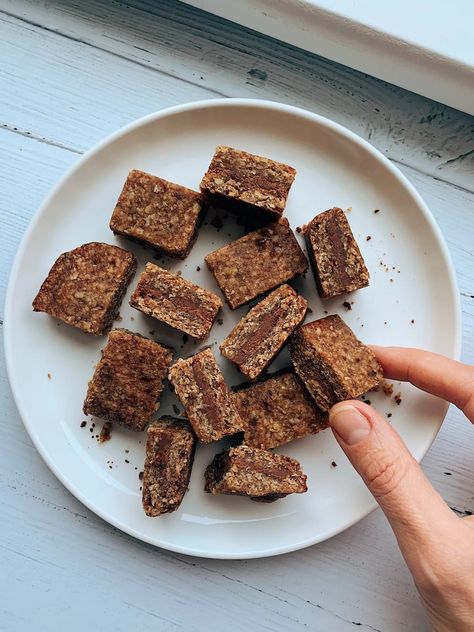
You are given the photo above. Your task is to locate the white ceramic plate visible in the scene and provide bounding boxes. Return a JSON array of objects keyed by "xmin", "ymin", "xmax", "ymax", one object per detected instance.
[{"xmin": 4, "ymin": 99, "xmax": 461, "ymax": 559}]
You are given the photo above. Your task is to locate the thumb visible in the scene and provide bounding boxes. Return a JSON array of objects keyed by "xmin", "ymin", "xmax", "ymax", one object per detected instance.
[{"xmin": 329, "ymin": 401, "xmax": 457, "ymax": 562}]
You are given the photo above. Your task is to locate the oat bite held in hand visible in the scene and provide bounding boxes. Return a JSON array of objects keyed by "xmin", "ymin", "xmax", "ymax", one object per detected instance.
[
  {"xmin": 200, "ymin": 145, "xmax": 296, "ymax": 223},
  {"xmin": 205, "ymin": 218, "xmax": 308, "ymax": 309},
  {"xmin": 130, "ymin": 262, "xmax": 222, "ymax": 340},
  {"xmin": 204, "ymin": 445, "xmax": 308, "ymax": 503},
  {"xmin": 110, "ymin": 170, "xmax": 203, "ymax": 258},
  {"xmin": 83, "ymin": 329, "xmax": 173, "ymax": 431},
  {"xmin": 220, "ymin": 284, "xmax": 307, "ymax": 379},
  {"xmin": 32, "ymin": 242, "xmax": 137, "ymax": 335},
  {"xmin": 168, "ymin": 347, "xmax": 242, "ymax": 443},
  {"xmin": 142, "ymin": 417, "xmax": 197, "ymax": 517},
  {"xmin": 289, "ymin": 314, "xmax": 383, "ymax": 411}
]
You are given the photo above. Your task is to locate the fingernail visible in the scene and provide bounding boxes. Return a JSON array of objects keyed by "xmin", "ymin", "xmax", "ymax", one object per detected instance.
[{"xmin": 329, "ymin": 405, "xmax": 371, "ymax": 445}]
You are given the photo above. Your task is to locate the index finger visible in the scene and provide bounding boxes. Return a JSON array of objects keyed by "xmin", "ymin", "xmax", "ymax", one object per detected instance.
[{"xmin": 370, "ymin": 346, "xmax": 474, "ymax": 422}]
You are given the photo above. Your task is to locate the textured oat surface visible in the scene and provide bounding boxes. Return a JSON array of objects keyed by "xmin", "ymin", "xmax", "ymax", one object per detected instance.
[
  {"xmin": 220, "ymin": 284, "xmax": 307, "ymax": 379},
  {"xmin": 305, "ymin": 207, "xmax": 369, "ymax": 298},
  {"xmin": 130, "ymin": 262, "xmax": 222, "ymax": 339},
  {"xmin": 204, "ymin": 445, "xmax": 307, "ymax": 502},
  {"xmin": 83, "ymin": 329, "xmax": 173, "ymax": 431},
  {"xmin": 205, "ymin": 218, "xmax": 308, "ymax": 309},
  {"xmin": 289, "ymin": 314, "xmax": 383, "ymax": 411},
  {"xmin": 110, "ymin": 170, "xmax": 203, "ymax": 258},
  {"xmin": 142, "ymin": 417, "xmax": 197, "ymax": 517},
  {"xmin": 32, "ymin": 242, "xmax": 137, "ymax": 335},
  {"xmin": 200, "ymin": 145, "xmax": 296, "ymax": 218},
  {"xmin": 234, "ymin": 370, "xmax": 329, "ymax": 449},
  {"xmin": 168, "ymin": 348, "xmax": 242, "ymax": 442}
]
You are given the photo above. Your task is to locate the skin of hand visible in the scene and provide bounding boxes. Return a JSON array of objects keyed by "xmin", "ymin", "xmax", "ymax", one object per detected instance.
[{"xmin": 329, "ymin": 347, "xmax": 474, "ymax": 632}]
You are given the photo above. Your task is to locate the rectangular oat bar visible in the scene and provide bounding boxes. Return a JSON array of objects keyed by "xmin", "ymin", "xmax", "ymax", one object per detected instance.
[
  {"xmin": 204, "ymin": 445, "xmax": 307, "ymax": 503},
  {"xmin": 200, "ymin": 145, "xmax": 296, "ymax": 223},
  {"xmin": 234, "ymin": 370, "xmax": 329, "ymax": 449},
  {"xmin": 32, "ymin": 242, "xmax": 136, "ymax": 335},
  {"xmin": 110, "ymin": 170, "xmax": 203, "ymax": 259},
  {"xmin": 142, "ymin": 417, "xmax": 197, "ymax": 516},
  {"xmin": 220, "ymin": 284, "xmax": 307, "ymax": 379},
  {"xmin": 83, "ymin": 329, "xmax": 173, "ymax": 431},
  {"xmin": 168, "ymin": 348, "xmax": 242, "ymax": 443},
  {"xmin": 288, "ymin": 314, "xmax": 383, "ymax": 411},
  {"xmin": 205, "ymin": 218, "xmax": 308, "ymax": 309},
  {"xmin": 304, "ymin": 207, "xmax": 369, "ymax": 298},
  {"xmin": 130, "ymin": 262, "xmax": 222, "ymax": 340}
]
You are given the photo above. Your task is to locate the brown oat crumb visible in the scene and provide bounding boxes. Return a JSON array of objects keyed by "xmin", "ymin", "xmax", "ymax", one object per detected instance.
[
  {"xmin": 210, "ymin": 215, "xmax": 224, "ymax": 230},
  {"xmin": 331, "ymin": 461, "xmax": 337, "ymax": 468},
  {"xmin": 176, "ymin": 270, "xmax": 182, "ymax": 277},
  {"xmin": 374, "ymin": 209, "xmax": 380, "ymax": 214},
  {"xmin": 139, "ymin": 471, "xmax": 144, "ymax": 481},
  {"xmin": 346, "ymin": 207, "xmax": 352, "ymax": 213},
  {"xmin": 80, "ymin": 421, "xmax": 87, "ymax": 428},
  {"xmin": 196, "ymin": 265, "xmax": 201, "ymax": 271},
  {"xmin": 99, "ymin": 422, "xmax": 112, "ymax": 443},
  {"xmin": 116, "ymin": 315, "xmax": 123, "ymax": 322},
  {"xmin": 366, "ymin": 236, "xmax": 371, "ymax": 241},
  {"xmin": 217, "ymin": 318, "xmax": 224, "ymax": 326},
  {"xmin": 47, "ymin": 372, "xmax": 52, "ymax": 380},
  {"xmin": 382, "ymin": 382, "xmax": 394, "ymax": 397},
  {"xmin": 394, "ymin": 392, "xmax": 402, "ymax": 405},
  {"xmin": 343, "ymin": 301, "xmax": 352, "ymax": 311}
]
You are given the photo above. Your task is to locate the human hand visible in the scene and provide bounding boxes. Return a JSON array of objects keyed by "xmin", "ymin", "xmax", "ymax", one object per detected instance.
[{"xmin": 329, "ymin": 347, "xmax": 474, "ymax": 631}]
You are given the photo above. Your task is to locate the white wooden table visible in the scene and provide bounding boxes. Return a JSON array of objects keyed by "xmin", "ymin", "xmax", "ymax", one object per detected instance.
[{"xmin": 1, "ymin": 2, "xmax": 473, "ymax": 630}]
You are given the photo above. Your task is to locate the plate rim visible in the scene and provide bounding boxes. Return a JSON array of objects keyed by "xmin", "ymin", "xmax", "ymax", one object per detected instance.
[{"xmin": 3, "ymin": 98, "xmax": 462, "ymax": 559}]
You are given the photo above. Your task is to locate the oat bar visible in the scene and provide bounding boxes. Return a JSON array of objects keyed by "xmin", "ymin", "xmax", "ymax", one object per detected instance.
[
  {"xmin": 220, "ymin": 284, "xmax": 307, "ymax": 379},
  {"xmin": 83, "ymin": 329, "xmax": 173, "ymax": 431},
  {"xmin": 142, "ymin": 417, "xmax": 197, "ymax": 516},
  {"xmin": 200, "ymin": 145, "xmax": 296, "ymax": 223},
  {"xmin": 110, "ymin": 170, "xmax": 203, "ymax": 258},
  {"xmin": 288, "ymin": 314, "xmax": 383, "ymax": 411},
  {"xmin": 205, "ymin": 218, "xmax": 308, "ymax": 309},
  {"xmin": 130, "ymin": 262, "xmax": 222, "ymax": 339},
  {"xmin": 32, "ymin": 242, "xmax": 136, "ymax": 335},
  {"xmin": 304, "ymin": 207, "xmax": 369, "ymax": 298},
  {"xmin": 234, "ymin": 370, "xmax": 328, "ymax": 449},
  {"xmin": 204, "ymin": 445, "xmax": 307, "ymax": 502},
  {"xmin": 168, "ymin": 348, "xmax": 242, "ymax": 443}
]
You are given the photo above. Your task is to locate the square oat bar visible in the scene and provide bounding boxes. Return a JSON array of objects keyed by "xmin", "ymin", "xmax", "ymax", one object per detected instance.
[
  {"xmin": 83, "ymin": 329, "xmax": 173, "ymax": 431},
  {"xmin": 32, "ymin": 242, "xmax": 136, "ymax": 335},
  {"xmin": 110, "ymin": 170, "xmax": 203, "ymax": 258},
  {"xmin": 288, "ymin": 314, "xmax": 383, "ymax": 411},
  {"xmin": 130, "ymin": 262, "xmax": 222, "ymax": 340}
]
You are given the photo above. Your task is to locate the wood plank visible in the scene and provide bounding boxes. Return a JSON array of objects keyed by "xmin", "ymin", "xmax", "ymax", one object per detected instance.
[{"xmin": 0, "ymin": 0, "xmax": 473, "ymax": 192}]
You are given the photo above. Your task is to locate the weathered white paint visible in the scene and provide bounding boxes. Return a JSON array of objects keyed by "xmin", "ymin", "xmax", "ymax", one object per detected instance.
[{"xmin": 1, "ymin": 1, "xmax": 473, "ymax": 630}]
